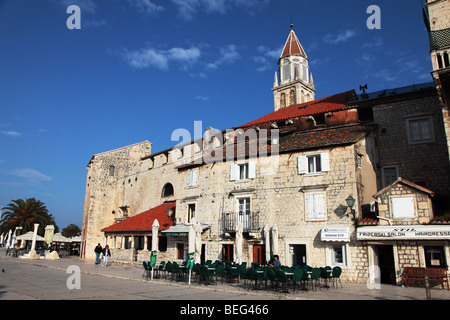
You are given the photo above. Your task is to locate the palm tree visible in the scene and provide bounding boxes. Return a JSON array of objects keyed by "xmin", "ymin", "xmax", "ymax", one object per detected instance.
[{"xmin": 0, "ymin": 198, "xmax": 57, "ymax": 236}]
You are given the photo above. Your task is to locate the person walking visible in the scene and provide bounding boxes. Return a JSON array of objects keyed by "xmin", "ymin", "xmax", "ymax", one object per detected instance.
[
  {"xmin": 102, "ymin": 245, "xmax": 111, "ymax": 267},
  {"xmin": 94, "ymin": 243, "xmax": 102, "ymax": 265}
]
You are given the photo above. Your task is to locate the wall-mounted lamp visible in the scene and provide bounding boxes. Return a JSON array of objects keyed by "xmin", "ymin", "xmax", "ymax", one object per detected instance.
[{"xmin": 345, "ymin": 195, "xmax": 356, "ymax": 220}]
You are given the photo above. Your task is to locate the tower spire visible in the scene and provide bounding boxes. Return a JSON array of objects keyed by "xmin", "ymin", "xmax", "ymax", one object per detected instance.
[{"xmin": 272, "ymin": 26, "xmax": 316, "ymax": 111}]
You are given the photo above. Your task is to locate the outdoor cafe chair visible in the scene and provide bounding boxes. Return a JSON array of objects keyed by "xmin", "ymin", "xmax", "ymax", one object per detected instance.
[
  {"xmin": 309, "ymin": 268, "xmax": 321, "ymax": 291},
  {"xmin": 292, "ymin": 268, "xmax": 304, "ymax": 293},
  {"xmin": 331, "ymin": 266, "xmax": 343, "ymax": 288},
  {"xmin": 320, "ymin": 266, "xmax": 332, "ymax": 288},
  {"xmin": 142, "ymin": 261, "xmax": 151, "ymax": 280},
  {"xmin": 247, "ymin": 267, "xmax": 264, "ymax": 290},
  {"xmin": 164, "ymin": 261, "xmax": 173, "ymax": 281},
  {"xmin": 172, "ymin": 262, "xmax": 184, "ymax": 281},
  {"xmin": 225, "ymin": 263, "xmax": 239, "ymax": 283},
  {"xmin": 275, "ymin": 269, "xmax": 292, "ymax": 294}
]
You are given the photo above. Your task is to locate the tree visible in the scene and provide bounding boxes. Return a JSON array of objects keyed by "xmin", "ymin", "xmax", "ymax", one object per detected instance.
[
  {"xmin": 61, "ymin": 224, "xmax": 81, "ymax": 238},
  {"xmin": 0, "ymin": 198, "xmax": 57, "ymax": 236}
]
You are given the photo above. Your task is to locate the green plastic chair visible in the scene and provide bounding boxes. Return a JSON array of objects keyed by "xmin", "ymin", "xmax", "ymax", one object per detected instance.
[
  {"xmin": 164, "ymin": 261, "xmax": 173, "ymax": 281},
  {"xmin": 309, "ymin": 268, "xmax": 321, "ymax": 291},
  {"xmin": 247, "ymin": 268, "xmax": 264, "ymax": 290},
  {"xmin": 225, "ymin": 263, "xmax": 239, "ymax": 283},
  {"xmin": 142, "ymin": 261, "xmax": 151, "ymax": 279},
  {"xmin": 292, "ymin": 268, "xmax": 304, "ymax": 292},
  {"xmin": 275, "ymin": 269, "xmax": 291, "ymax": 294},
  {"xmin": 331, "ymin": 266, "xmax": 343, "ymax": 288},
  {"xmin": 172, "ymin": 262, "xmax": 183, "ymax": 281}
]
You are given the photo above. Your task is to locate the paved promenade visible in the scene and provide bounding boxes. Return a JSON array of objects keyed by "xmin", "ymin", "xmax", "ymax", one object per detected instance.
[{"xmin": 1, "ymin": 248, "xmax": 450, "ymax": 302}]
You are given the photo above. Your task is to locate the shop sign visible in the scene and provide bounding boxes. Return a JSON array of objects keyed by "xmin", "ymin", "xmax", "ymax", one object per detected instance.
[
  {"xmin": 357, "ymin": 225, "xmax": 450, "ymax": 240},
  {"xmin": 321, "ymin": 226, "xmax": 350, "ymax": 242}
]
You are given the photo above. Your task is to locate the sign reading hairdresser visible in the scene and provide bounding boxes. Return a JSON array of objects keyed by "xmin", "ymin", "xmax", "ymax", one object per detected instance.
[{"xmin": 357, "ymin": 225, "xmax": 450, "ymax": 240}]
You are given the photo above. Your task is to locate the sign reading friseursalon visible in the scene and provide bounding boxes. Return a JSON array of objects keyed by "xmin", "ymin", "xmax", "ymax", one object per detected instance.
[{"xmin": 357, "ymin": 225, "xmax": 450, "ymax": 240}]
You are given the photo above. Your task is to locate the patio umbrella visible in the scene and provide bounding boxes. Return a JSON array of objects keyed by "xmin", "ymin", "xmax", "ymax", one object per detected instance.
[
  {"xmin": 5, "ymin": 230, "xmax": 12, "ymax": 249},
  {"xmin": 264, "ymin": 224, "xmax": 270, "ymax": 265},
  {"xmin": 151, "ymin": 219, "xmax": 159, "ymax": 280},
  {"xmin": 188, "ymin": 222, "xmax": 196, "ymax": 285},
  {"xmin": 52, "ymin": 233, "xmax": 72, "ymax": 243},
  {"xmin": 271, "ymin": 224, "xmax": 278, "ymax": 257},
  {"xmin": 194, "ymin": 220, "xmax": 202, "ymax": 264},
  {"xmin": 16, "ymin": 231, "xmax": 45, "ymax": 241},
  {"xmin": 234, "ymin": 221, "xmax": 243, "ymax": 264}
]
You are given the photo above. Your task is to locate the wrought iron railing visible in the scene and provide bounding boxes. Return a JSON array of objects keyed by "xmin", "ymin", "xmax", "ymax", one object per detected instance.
[
  {"xmin": 220, "ymin": 211, "xmax": 260, "ymax": 233},
  {"xmin": 429, "ymin": 27, "xmax": 450, "ymax": 51}
]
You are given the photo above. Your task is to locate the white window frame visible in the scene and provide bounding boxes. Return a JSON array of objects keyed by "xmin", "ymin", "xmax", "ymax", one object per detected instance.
[
  {"xmin": 304, "ymin": 191, "xmax": 326, "ymax": 221},
  {"xmin": 330, "ymin": 244, "xmax": 347, "ymax": 266},
  {"xmin": 235, "ymin": 194, "xmax": 252, "ymax": 230},
  {"xmin": 186, "ymin": 201, "xmax": 196, "ymax": 223},
  {"xmin": 298, "ymin": 153, "xmax": 330, "ymax": 175},
  {"xmin": 391, "ymin": 196, "xmax": 415, "ymax": 219},
  {"xmin": 187, "ymin": 169, "xmax": 198, "ymax": 188},
  {"xmin": 230, "ymin": 161, "xmax": 256, "ymax": 181},
  {"xmin": 406, "ymin": 115, "xmax": 435, "ymax": 145}
]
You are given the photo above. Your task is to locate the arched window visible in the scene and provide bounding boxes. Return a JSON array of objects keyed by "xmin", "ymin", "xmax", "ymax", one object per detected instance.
[
  {"xmin": 437, "ymin": 53, "xmax": 443, "ymax": 69},
  {"xmin": 444, "ymin": 52, "xmax": 449, "ymax": 68},
  {"xmin": 162, "ymin": 183, "xmax": 174, "ymax": 197},
  {"xmin": 289, "ymin": 89, "xmax": 296, "ymax": 106},
  {"xmin": 280, "ymin": 93, "xmax": 286, "ymax": 108}
]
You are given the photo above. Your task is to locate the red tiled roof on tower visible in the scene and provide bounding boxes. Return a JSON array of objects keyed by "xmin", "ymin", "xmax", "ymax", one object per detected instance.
[
  {"xmin": 101, "ymin": 202, "xmax": 176, "ymax": 232},
  {"xmin": 281, "ymin": 29, "xmax": 307, "ymax": 58},
  {"xmin": 237, "ymin": 90, "xmax": 355, "ymax": 128}
]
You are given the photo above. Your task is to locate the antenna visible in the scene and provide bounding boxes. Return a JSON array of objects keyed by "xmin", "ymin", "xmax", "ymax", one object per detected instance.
[{"xmin": 290, "ymin": 16, "xmax": 293, "ymax": 29}]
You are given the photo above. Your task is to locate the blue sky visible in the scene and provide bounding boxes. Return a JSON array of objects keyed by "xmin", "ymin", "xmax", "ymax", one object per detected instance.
[{"xmin": 0, "ymin": 0, "xmax": 432, "ymax": 229}]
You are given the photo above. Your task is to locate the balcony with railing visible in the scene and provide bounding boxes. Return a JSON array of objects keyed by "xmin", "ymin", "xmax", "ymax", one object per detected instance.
[{"xmin": 220, "ymin": 211, "xmax": 260, "ymax": 233}]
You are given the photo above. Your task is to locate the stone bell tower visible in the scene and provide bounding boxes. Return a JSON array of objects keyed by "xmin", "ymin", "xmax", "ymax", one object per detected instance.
[{"xmin": 272, "ymin": 25, "xmax": 316, "ymax": 111}]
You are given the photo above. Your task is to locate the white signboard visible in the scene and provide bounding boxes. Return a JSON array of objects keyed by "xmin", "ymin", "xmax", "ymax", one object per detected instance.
[
  {"xmin": 357, "ymin": 225, "xmax": 450, "ymax": 240},
  {"xmin": 321, "ymin": 226, "xmax": 350, "ymax": 242}
]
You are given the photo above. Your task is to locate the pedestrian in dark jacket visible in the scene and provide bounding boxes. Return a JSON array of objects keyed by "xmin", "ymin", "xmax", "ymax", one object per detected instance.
[{"xmin": 94, "ymin": 243, "xmax": 102, "ymax": 264}]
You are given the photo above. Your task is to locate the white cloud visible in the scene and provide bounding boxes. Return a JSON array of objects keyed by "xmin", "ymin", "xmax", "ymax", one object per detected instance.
[
  {"xmin": 254, "ymin": 45, "xmax": 283, "ymax": 72},
  {"xmin": 207, "ymin": 44, "xmax": 240, "ymax": 69},
  {"xmin": 196, "ymin": 95, "xmax": 209, "ymax": 101},
  {"xmin": 60, "ymin": 0, "xmax": 97, "ymax": 14},
  {"xmin": 122, "ymin": 46, "xmax": 201, "ymax": 70},
  {"xmin": 171, "ymin": 0, "xmax": 269, "ymax": 20},
  {"xmin": 1, "ymin": 131, "xmax": 21, "ymax": 137},
  {"xmin": 10, "ymin": 169, "xmax": 52, "ymax": 182},
  {"xmin": 323, "ymin": 29, "xmax": 356, "ymax": 45},
  {"xmin": 126, "ymin": 0, "xmax": 165, "ymax": 16}
]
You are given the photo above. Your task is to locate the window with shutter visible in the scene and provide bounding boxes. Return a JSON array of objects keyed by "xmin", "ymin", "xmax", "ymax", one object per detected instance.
[
  {"xmin": 298, "ymin": 153, "xmax": 329, "ymax": 174},
  {"xmin": 306, "ymin": 192, "xmax": 326, "ymax": 220},
  {"xmin": 188, "ymin": 169, "xmax": 198, "ymax": 187}
]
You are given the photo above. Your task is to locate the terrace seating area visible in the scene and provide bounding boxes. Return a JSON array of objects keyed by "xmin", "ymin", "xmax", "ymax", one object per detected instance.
[{"xmin": 141, "ymin": 259, "xmax": 343, "ymax": 295}]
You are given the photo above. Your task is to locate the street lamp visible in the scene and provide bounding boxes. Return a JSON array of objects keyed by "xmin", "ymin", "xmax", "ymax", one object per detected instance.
[{"xmin": 345, "ymin": 195, "xmax": 356, "ymax": 220}]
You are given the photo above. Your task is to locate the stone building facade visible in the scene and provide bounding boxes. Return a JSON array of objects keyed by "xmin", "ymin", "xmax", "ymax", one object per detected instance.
[{"xmin": 81, "ymin": 22, "xmax": 450, "ymax": 286}]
